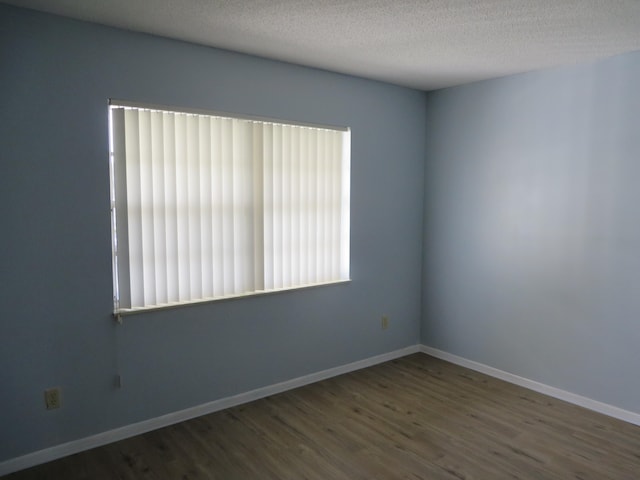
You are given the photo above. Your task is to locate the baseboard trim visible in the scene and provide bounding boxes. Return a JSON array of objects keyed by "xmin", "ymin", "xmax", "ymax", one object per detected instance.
[
  {"xmin": 6, "ymin": 343, "xmax": 638, "ymax": 475},
  {"xmin": 419, "ymin": 344, "xmax": 640, "ymax": 427},
  {"xmin": 0, "ymin": 345, "xmax": 419, "ymax": 476}
]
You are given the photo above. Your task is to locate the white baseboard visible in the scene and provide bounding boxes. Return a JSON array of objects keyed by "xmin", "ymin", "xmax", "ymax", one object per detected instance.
[
  {"xmin": 0, "ymin": 345, "xmax": 420, "ymax": 476},
  {"xmin": 5, "ymin": 343, "xmax": 639, "ymax": 476},
  {"xmin": 419, "ymin": 344, "xmax": 640, "ymax": 427}
]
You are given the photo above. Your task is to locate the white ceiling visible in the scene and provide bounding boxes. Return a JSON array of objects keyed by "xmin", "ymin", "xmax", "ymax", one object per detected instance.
[{"xmin": 5, "ymin": 0, "xmax": 640, "ymax": 90}]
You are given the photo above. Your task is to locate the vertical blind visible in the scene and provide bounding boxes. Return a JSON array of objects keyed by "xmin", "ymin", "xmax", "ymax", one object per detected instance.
[{"xmin": 109, "ymin": 102, "xmax": 350, "ymax": 313}]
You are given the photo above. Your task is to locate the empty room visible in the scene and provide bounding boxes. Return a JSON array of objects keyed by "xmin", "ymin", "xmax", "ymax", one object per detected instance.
[{"xmin": 1, "ymin": 1, "xmax": 640, "ymax": 478}]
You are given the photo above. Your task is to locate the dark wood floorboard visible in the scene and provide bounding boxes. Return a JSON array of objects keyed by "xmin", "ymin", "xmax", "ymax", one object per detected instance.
[{"xmin": 5, "ymin": 353, "xmax": 640, "ymax": 479}]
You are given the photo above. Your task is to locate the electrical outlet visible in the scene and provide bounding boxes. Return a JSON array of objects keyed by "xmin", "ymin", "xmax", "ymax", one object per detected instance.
[
  {"xmin": 44, "ymin": 387, "xmax": 61, "ymax": 410},
  {"xmin": 381, "ymin": 315, "xmax": 389, "ymax": 330}
]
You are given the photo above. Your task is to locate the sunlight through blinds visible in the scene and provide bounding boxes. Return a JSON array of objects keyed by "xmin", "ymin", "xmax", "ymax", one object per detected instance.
[{"xmin": 109, "ymin": 102, "xmax": 350, "ymax": 314}]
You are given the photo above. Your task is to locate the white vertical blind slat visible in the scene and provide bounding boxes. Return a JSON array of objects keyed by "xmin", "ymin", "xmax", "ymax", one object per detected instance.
[
  {"xmin": 174, "ymin": 114, "xmax": 190, "ymax": 302},
  {"xmin": 272, "ymin": 124, "xmax": 283, "ymax": 289},
  {"xmin": 150, "ymin": 111, "xmax": 167, "ymax": 304},
  {"xmin": 162, "ymin": 113, "xmax": 179, "ymax": 304},
  {"xmin": 211, "ymin": 119, "xmax": 224, "ymax": 297},
  {"xmin": 290, "ymin": 126, "xmax": 301, "ymax": 287},
  {"xmin": 331, "ymin": 130, "xmax": 341, "ymax": 279},
  {"xmin": 199, "ymin": 116, "xmax": 213, "ymax": 299},
  {"xmin": 340, "ymin": 131, "xmax": 351, "ymax": 280},
  {"xmin": 299, "ymin": 128, "xmax": 309, "ymax": 285},
  {"xmin": 124, "ymin": 109, "xmax": 144, "ymax": 308},
  {"xmin": 282, "ymin": 125, "xmax": 292, "ymax": 287},
  {"xmin": 232, "ymin": 119, "xmax": 253, "ymax": 294},
  {"xmin": 221, "ymin": 118, "xmax": 234, "ymax": 295},
  {"xmin": 138, "ymin": 110, "xmax": 157, "ymax": 306},
  {"xmin": 186, "ymin": 115, "xmax": 202, "ymax": 300},
  {"xmin": 252, "ymin": 125, "xmax": 265, "ymax": 291},
  {"xmin": 262, "ymin": 124, "xmax": 274, "ymax": 291},
  {"xmin": 308, "ymin": 129, "xmax": 318, "ymax": 284},
  {"xmin": 320, "ymin": 130, "xmax": 327, "ymax": 281}
]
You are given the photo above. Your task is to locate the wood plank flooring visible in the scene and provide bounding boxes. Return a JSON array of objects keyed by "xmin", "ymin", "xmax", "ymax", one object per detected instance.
[{"xmin": 5, "ymin": 353, "xmax": 640, "ymax": 479}]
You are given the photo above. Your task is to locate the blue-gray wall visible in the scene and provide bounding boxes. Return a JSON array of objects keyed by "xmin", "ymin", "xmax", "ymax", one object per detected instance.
[
  {"xmin": 422, "ymin": 51, "xmax": 640, "ymax": 414},
  {"xmin": 0, "ymin": 5, "xmax": 425, "ymax": 461},
  {"xmin": 5, "ymin": 1, "xmax": 640, "ymax": 467}
]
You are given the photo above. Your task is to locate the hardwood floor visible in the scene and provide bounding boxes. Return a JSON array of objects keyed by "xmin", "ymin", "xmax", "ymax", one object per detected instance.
[{"xmin": 6, "ymin": 353, "xmax": 640, "ymax": 479}]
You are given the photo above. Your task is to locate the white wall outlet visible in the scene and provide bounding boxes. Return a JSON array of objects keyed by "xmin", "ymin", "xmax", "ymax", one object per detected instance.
[{"xmin": 381, "ymin": 315, "xmax": 389, "ymax": 330}]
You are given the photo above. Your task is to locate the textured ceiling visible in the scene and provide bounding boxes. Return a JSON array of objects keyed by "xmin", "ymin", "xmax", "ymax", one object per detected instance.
[{"xmin": 5, "ymin": 0, "xmax": 640, "ymax": 90}]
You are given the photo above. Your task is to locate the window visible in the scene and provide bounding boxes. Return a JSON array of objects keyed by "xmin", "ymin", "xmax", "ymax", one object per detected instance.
[{"xmin": 109, "ymin": 101, "xmax": 350, "ymax": 315}]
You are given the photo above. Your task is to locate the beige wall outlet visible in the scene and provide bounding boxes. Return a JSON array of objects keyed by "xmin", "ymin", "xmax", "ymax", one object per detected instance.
[{"xmin": 44, "ymin": 387, "xmax": 61, "ymax": 410}]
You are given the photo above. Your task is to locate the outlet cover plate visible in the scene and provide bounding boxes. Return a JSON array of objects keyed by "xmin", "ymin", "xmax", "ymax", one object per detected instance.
[{"xmin": 44, "ymin": 387, "xmax": 61, "ymax": 410}]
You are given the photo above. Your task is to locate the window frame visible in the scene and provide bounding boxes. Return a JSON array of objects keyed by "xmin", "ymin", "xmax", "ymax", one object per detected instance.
[{"xmin": 108, "ymin": 100, "xmax": 351, "ymax": 317}]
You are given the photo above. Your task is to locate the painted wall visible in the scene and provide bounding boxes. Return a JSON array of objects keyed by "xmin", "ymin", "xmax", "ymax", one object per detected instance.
[
  {"xmin": 422, "ymin": 51, "xmax": 640, "ymax": 414},
  {"xmin": 0, "ymin": 5, "xmax": 426, "ymax": 462}
]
